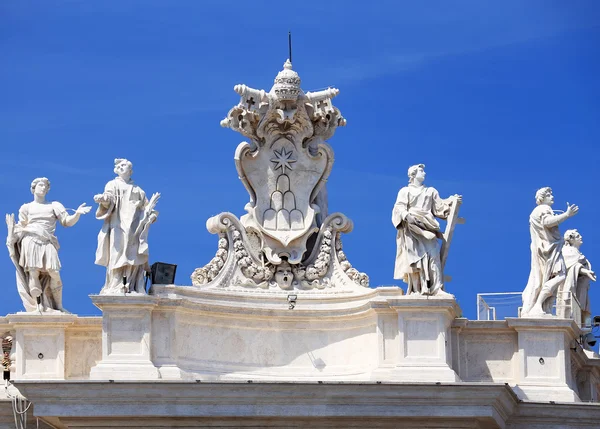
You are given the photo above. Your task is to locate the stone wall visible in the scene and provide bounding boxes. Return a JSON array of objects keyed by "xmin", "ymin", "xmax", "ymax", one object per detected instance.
[{"xmin": 1, "ymin": 294, "xmax": 599, "ymax": 406}]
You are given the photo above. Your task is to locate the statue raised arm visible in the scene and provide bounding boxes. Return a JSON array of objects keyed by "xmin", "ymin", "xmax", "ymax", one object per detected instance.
[
  {"xmin": 5, "ymin": 177, "xmax": 90, "ymax": 313},
  {"xmin": 522, "ymin": 187, "xmax": 578, "ymax": 317}
]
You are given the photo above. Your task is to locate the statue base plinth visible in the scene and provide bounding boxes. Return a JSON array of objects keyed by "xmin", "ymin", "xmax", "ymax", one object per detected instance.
[
  {"xmin": 373, "ymin": 295, "xmax": 460, "ymax": 382},
  {"xmin": 8, "ymin": 313, "xmax": 77, "ymax": 380},
  {"xmin": 507, "ymin": 317, "xmax": 581, "ymax": 402},
  {"xmin": 89, "ymin": 295, "xmax": 160, "ymax": 381},
  {"xmin": 85, "ymin": 286, "xmax": 469, "ymax": 383}
]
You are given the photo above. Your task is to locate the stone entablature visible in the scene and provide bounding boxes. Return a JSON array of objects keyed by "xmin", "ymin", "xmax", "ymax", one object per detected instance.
[
  {"xmin": 12, "ymin": 380, "xmax": 600, "ymax": 429},
  {"xmin": 3, "ymin": 293, "xmax": 599, "ymax": 404}
]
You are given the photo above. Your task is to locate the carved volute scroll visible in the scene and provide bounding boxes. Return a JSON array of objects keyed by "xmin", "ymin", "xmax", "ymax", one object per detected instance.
[
  {"xmin": 192, "ymin": 59, "xmax": 367, "ymax": 292},
  {"xmin": 221, "ymin": 60, "xmax": 345, "ymax": 265}
]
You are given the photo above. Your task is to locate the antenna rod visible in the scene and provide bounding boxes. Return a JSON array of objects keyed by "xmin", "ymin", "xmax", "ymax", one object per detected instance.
[{"xmin": 288, "ymin": 32, "xmax": 292, "ymax": 63}]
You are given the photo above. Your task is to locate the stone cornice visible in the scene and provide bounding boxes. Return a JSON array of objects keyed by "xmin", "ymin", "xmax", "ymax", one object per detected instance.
[
  {"xmin": 513, "ymin": 401, "xmax": 600, "ymax": 427},
  {"xmin": 97, "ymin": 286, "xmax": 409, "ymax": 321},
  {"xmin": 507, "ymin": 317, "xmax": 582, "ymax": 336},
  {"xmin": 15, "ymin": 381, "xmax": 518, "ymax": 427}
]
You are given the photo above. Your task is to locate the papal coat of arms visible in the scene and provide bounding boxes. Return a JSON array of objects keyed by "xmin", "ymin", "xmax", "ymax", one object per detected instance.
[{"xmin": 191, "ymin": 60, "xmax": 368, "ymax": 291}]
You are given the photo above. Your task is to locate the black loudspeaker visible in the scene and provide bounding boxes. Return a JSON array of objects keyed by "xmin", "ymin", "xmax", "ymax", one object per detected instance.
[{"xmin": 151, "ymin": 262, "xmax": 177, "ymax": 285}]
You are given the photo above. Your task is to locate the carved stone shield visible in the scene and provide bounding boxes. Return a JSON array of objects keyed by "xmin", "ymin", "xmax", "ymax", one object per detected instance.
[{"xmin": 236, "ymin": 137, "xmax": 330, "ymax": 248}]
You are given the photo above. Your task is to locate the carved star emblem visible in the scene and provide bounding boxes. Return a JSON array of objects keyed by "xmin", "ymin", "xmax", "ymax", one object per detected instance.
[{"xmin": 270, "ymin": 147, "xmax": 296, "ymax": 174}]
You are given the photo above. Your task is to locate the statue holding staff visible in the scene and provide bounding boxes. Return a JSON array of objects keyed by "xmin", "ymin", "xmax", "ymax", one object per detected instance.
[{"xmin": 392, "ymin": 164, "xmax": 462, "ymax": 296}]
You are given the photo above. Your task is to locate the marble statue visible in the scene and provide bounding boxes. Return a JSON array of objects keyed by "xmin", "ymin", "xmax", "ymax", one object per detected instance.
[
  {"xmin": 522, "ymin": 187, "xmax": 579, "ymax": 317},
  {"xmin": 561, "ymin": 229, "xmax": 595, "ymax": 324},
  {"xmin": 5, "ymin": 177, "xmax": 91, "ymax": 312},
  {"xmin": 94, "ymin": 159, "xmax": 160, "ymax": 295},
  {"xmin": 392, "ymin": 164, "xmax": 462, "ymax": 296},
  {"xmin": 190, "ymin": 59, "xmax": 368, "ymax": 291}
]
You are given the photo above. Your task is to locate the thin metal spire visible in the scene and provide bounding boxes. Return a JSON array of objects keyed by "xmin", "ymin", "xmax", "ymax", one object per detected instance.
[{"xmin": 288, "ymin": 32, "xmax": 292, "ymax": 63}]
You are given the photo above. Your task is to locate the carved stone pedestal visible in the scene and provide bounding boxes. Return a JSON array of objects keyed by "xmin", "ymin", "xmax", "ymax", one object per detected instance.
[
  {"xmin": 86, "ymin": 287, "xmax": 470, "ymax": 383},
  {"xmin": 508, "ymin": 317, "xmax": 581, "ymax": 402},
  {"xmin": 149, "ymin": 285, "xmax": 392, "ymax": 381},
  {"xmin": 373, "ymin": 295, "xmax": 460, "ymax": 382},
  {"xmin": 9, "ymin": 313, "xmax": 77, "ymax": 380},
  {"xmin": 89, "ymin": 295, "xmax": 160, "ymax": 380}
]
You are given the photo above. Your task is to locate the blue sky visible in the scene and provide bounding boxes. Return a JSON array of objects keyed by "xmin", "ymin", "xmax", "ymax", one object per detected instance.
[{"xmin": 1, "ymin": 1, "xmax": 599, "ymax": 321}]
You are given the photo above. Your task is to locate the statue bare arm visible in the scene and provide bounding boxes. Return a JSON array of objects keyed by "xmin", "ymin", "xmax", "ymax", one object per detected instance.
[
  {"xmin": 543, "ymin": 203, "xmax": 579, "ymax": 227},
  {"xmin": 55, "ymin": 202, "xmax": 91, "ymax": 227},
  {"xmin": 63, "ymin": 203, "xmax": 91, "ymax": 227}
]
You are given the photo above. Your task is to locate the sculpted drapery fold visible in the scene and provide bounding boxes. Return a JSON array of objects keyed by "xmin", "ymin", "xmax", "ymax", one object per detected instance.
[
  {"xmin": 563, "ymin": 247, "xmax": 591, "ymax": 314},
  {"xmin": 522, "ymin": 205, "xmax": 565, "ymax": 315},
  {"xmin": 560, "ymin": 230, "xmax": 595, "ymax": 323},
  {"xmin": 5, "ymin": 177, "xmax": 90, "ymax": 312},
  {"xmin": 393, "ymin": 186, "xmax": 451, "ymax": 295},
  {"xmin": 392, "ymin": 164, "xmax": 460, "ymax": 296},
  {"xmin": 94, "ymin": 159, "xmax": 159, "ymax": 295},
  {"xmin": 521, "ymin": 187, "xmax": 578, "ymax": 317}
]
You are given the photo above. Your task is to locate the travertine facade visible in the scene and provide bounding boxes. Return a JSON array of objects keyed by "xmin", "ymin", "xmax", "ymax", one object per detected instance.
[{"xmin": 1, "ymin": 308, "xmax": 600, "ymax": 428}]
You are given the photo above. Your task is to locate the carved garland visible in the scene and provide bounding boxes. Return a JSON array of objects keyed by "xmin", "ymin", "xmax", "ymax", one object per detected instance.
[
  {"xmin": 232, "ymin": 229, "xmax": 274, "ymax": 283},
  {"xmin": 336, "ymin": 234, "xmax": 369, "ymax": 287},
  {"xmin": 292, "ymin": 227, "xmax": 333, "ymax": 283},
  {"xmin": 190, "ymin": 234, "xmax": 229, "ymax": 286},
  {"xmin": 191, "ymin": 214, "xmax": 369, "ymax": 289}
]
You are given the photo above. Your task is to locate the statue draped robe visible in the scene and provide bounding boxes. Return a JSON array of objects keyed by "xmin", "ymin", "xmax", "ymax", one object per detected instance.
[
  {"xmin": 392, "ymin": 185, "xmax": 450, "ymax": 294},
  {"xmin": 522, "ymin": 204, "xmax": 565, "ymax": 315},
  {"xmin": 562, "ymin": 245, "xmax": 592, "ymax": 321},
  {"xmin": 95, "ymin": 177, "xmax": 154, "ymax": 294},
  {"xmin": 7, "ymin": 202, "xmax": 69, "ymax": 311}
]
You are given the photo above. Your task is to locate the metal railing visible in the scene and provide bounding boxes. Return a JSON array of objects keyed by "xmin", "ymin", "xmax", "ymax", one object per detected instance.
[
  {"xmin": 476, "ymin": 290, "xmax": 583, "ymax": 326},
  {"xmin": 476, "ymin": 292, "xmax": 522, "ymax": 321}
]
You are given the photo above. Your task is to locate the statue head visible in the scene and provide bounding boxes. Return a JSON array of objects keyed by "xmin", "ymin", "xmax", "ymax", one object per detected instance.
[
  {"xmin": 30, "ymin": 177, "xmax": 50, "ymax": 197},
  {"xmin": 535, "ymin": 187, "xmax": 553, "ymax": 206},
  {"xmin": 408, "ymin": 164, "xmax": 426, "ymax": 184},
  {"xmin": 114, "ymin": 158, "xmax": 133, "ymax": 179},
  {"xmin": 275, "ymin": 261, "xmax": 294, "ymax": 290},
  {"xmin": 564, "ymin": 229, "xmax": 583, "ymax": 248}
]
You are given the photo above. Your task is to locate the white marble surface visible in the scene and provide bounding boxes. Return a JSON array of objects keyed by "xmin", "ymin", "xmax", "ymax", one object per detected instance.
[
  {"xmin": 13, "ymin": 380, "xmax": 600, "ymax": 429},
  {"xmin": 8, "ymin": 313, "xmax": 78, "ymax": 380},
  {"xmin": 5, "ymin": 177, "xmax": 90, "ymax": 312},
  {"xmin": 220, "ymin": 60, "xmax": 344, "ymax": 266},
  {"xmin": 392, "ymin": 164, "xmax": 463, "ymax": 296},
  {"xmin": 94, "ymin": 158, "xmax": 159, "ymax": 295},
  {"xmin": 191, "ymin": 212, "xmax": 369, "ymax": 292},
  {"xmin": 0, "ymin": 314, "xmax": 102, "ymax": 385},
  {"xmin": 508, "ymin": 317, "xmax": 582, "ymax": 402},
  {"xmin": 89, "ymin": 295, "xmax": 159, "ymax": 380},
  {"xmin": 0, "ymin": 288, "xmax": 596, "ymax": 408},
  {"xmin": 191, "ymin": 61, "xmax": 369, "ymax": 294},
  {"xmin": 522, "ymin": 187, "xmax": 579, "ymax": 317},
  {"xmin": 83, "ymin": 285, "xmax": 593, "ymax": 405},
  {"xmin": 561, "ymin": 229, "xmax": 596, "ymax": 325}
]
